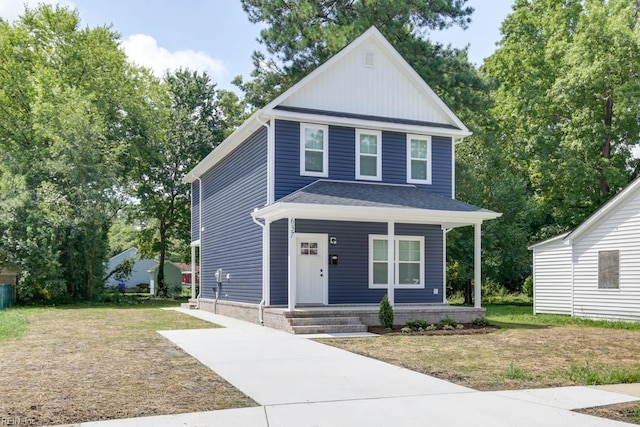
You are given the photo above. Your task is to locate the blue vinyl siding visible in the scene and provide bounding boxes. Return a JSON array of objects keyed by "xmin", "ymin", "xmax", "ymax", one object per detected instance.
[
  {"xmin": 269, "ymin": 219, "xmax": 443, "ymax": 305},
  {"xmin": 269, "ymin": 219, "xmax": 288, "ymax": 305},
  {"xmin": 191, "ymin": 181, "xmax": 200, "ymax": 242},
  {"xmin": 274, "ymin": 120, "xmax": 452, "ymax": 199},
  {"xmin": 199, "ymin": 127, "xmax": 267, "ymax": 303}
]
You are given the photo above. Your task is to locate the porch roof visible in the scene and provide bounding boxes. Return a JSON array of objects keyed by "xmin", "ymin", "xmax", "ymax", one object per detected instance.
[{"xmin": 253, "ymin": 180, "xmax": 501, "ymax": 227}]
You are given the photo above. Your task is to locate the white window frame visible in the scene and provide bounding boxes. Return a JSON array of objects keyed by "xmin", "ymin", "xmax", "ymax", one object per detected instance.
[
  {"xmin": 356, "ymin": 129, "xmax": 382, "ymax": 181},
  {"xmin": 300, "ymin": 123, "xmax": 328, "ymax": 177},
  {"xmin": 406, "ymin": 134, "xmax": 432, "ymax": 184},
  {"xmin": 368, "ymin": 235, "xmax": 424, "ymax": 289}
]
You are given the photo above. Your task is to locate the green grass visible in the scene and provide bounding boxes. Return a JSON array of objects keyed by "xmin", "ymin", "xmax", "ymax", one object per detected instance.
[
  {"xmin": 485, "ymin": 304, "xmax": 640, "ymax": 331},
  {"xmin": 565, "ymin": 363, "xmax": 640, "ymax": 385},
  {"xmin": 0, "ymin": 308, "xmax": 40, "ymax": 340}
]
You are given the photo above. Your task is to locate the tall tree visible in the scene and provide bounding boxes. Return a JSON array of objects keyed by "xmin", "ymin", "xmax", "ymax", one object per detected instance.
[
  {"xmin": 132, "ymin": 69, "xmax": 233, "ymax": 296},
  {"xmin": 235, "ymin": 0, "xmax": 484, "ymax": 117},
  {"xmin": 0, "ymin": 5, "xmax": 154, "ymax": 300},
  {"xmin": 484, "ymin": 0, "xmax": 640, "ymax": 236}
]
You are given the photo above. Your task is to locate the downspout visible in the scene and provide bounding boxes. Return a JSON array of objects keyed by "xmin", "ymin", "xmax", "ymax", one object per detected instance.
[
  {"xmin": 252, "ymin": 114, "xmax": 271, "ymax": 325},
  {"xmin": 196, "ymin": 176, "xmax": 203, "ymax": 309},
  {"xmin": 252, "ymin": 213, "xmax": 265, "ymax": 325}
]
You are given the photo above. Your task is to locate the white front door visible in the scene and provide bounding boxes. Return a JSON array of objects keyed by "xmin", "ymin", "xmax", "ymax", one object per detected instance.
[{"xmin": 296, "ymin": 233, "xmax": 327, "ymax": 305}]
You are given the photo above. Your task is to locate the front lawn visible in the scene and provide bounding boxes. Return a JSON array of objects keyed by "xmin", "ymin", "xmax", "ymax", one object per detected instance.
[
  {"xmin": 321, "ymin": 305, "xmax": 640, "ymax": 391},
  {"xmin": 0, "ymin": 303, "xmax": 256, "ymax": 426}
]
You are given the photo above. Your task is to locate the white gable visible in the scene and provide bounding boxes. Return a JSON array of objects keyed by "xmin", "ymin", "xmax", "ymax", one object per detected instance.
[{"xmin": 270, "ymin": 27, "xmax": 466, "ymax": 131}]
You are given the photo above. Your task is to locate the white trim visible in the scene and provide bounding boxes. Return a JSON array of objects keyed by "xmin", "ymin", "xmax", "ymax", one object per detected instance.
[
  {"xmin": 267, "ymin": 109, "xmax": 470, "ymax": 138},
  {"xmin": 527, "ymin": 232, "xmax": 570, "ymax": 250},
  {"xmin": 264, "ymin": 220, "xmax": 271, "ymax": 306},
  {"xmin": 406, "ymin": 134, "xmax": 432, "ymax": 185},
  {"xmin": 451, "ymin": 139, "xmax": 456, "ymax": 199},
  {"xmin": 369, "ymin": 234, "xmax": 425, "ymax": 290},
  {"xmin": 267, "ymin": 117, "xmax": 275, "ymax": 204},
  {"xmin": 442, "ymin": 227, "xmax": 447, "ymax": 303},
  {"xmin": 300, "ymin": 123, "xmax": 329, "ymax": 178},
  {"xmin": 474, "ymin": 223, "xmax": 481, "ymax": 308},
  {"xmin": 287, "ymin": 218, "xmax": 297, "ymax": 311},
  {"xmin": 190, "ymin": 240, "xmax": 201, "ymax": 247},
  {"xmin": 295, "ymin": 233, "xmax": 329, "ymax": 305},
  {"xmin": 255, "ymin": 202, "xmax": 501, "ymax": 226},
  {"xmin": 356, "ymin": 129, "xmax": 382, "ymax": 181}
]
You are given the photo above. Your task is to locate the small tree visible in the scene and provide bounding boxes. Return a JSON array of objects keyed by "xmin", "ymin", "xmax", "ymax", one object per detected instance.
[{"xmin": 379, "ymin": 295, "xmax": 394, "ymax": 330}]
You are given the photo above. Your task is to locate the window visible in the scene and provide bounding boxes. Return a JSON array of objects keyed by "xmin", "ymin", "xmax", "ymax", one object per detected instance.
[
  {"xmin": 356, "ymin": 129, "xmax": 382, "ymax": 180},
  {"xmin": 407, "ymin": 134, "xmax": 432, "ymax": 184},
  {"xmin": 300, "ymin": 242, "xmax": 318, "ymax": 256},
  {"xmin": 368, "ymin": 235, "xmax": 424, "ymax": 288},
  {"xmin": 598, "ymin": 250, "xmax": 619, "ymax": 289},
  {"xmin": 300, "ymin": 123, "xmax": 328, "ymax": 177}
]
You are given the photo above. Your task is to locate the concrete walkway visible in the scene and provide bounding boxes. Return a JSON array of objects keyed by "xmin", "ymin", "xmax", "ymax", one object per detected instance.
[{"xmin": 68, "ymin": 308, "xmax": 640, "ymax": 426}]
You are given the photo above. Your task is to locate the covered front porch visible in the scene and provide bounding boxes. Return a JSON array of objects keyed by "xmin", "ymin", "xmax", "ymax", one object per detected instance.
[{"xmin": 252, "ymin": 180, "xmax": 501, "ymax": 320}]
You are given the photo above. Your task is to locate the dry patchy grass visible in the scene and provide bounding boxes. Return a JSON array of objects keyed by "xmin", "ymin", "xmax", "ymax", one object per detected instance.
[
  {"xmin": 578, "ymin": 402, "xmax": 640, "ymax": 425},
  {"xmin": 0, "ymin": 306, "xmax": 255, "ymax": 426},
  {"xmin": 322, "ymin": 324, "xmax": 640, "ymax": 391}
]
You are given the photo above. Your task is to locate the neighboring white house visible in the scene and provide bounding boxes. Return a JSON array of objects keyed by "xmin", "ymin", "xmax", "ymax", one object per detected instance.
[
  {"xmin": 529, "ymin": 177, "xmax": 640, "ymax": 321},
  {"xmin": 105, "ymin": 247, "xmax": 157, "ymax": 290}
]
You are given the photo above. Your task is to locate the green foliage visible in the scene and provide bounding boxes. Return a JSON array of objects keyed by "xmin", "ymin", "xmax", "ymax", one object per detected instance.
[
  {"xmin": 103, "ymin": 258, "xmax": 134, "ymax": 284},
  {"xmin": 0, "ymin": 308, "xmax": 31, "ymax": 341},
  {"xmin": 522, "ymin": 276, "xmax": 533, "ymax": 298},
  {"xmin": 405, "ymin": 319, "xmax": 430, "ymax": 330},
  {"xmin": 565, "ymin": 363, "xmax": 640, "ymax": 385},
  {"xmin": 484, "ymin": 0, "xmax": 640, "ymax": 236},
  {"xmin": 0, "ymin": 5, "xmax": 154, "ymax": 301},
  {"xmin": 437, "ymin": 316, "xmax": 458, "ymax": 329},
  {"xmin": 471, "ymin": 317, "xmax": 489, "ymax": 327},
  {"xmin": 505, "ymin": 363, "xmax": 531, "ymax": 380},
  {"xmin": 378, "ymin": 295, "xmax": 394, "ymax": 329},
  {"xmin": 485, "ymin": 305, "xmax": 640, "ymax": 331}
]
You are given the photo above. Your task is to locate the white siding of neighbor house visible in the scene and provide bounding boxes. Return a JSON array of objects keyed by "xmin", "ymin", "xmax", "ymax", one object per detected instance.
[
  {"xmin": 533, "ymin": 239, "xmax": 573, "ymax": 315},
  {"xmin": 571, "ymin": 189, "xmax": 640, "ymax": 321},
  {"xmin": 279, "ymin": 38, "xmax": 453, "ymax": 126}
]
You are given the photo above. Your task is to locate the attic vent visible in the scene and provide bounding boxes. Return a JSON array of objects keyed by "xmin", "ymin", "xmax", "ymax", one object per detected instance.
[{"xmin": 363, "ymin": 50, "xmax": 375, "ymax": 68}]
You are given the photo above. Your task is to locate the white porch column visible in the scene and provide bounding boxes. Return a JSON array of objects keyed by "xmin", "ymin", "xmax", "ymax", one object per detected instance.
[
  {"xmin": 287, "ymin": 218, "xmax": 297, "ymax": 312},
  {"xmin": 474, "ymin": 223, "xmax": 482, "ymax": 308},
  {"xmin": 190, "ymin": 244, "xmax": 196, "ymax": 300},
  {"xmin": 387, "ymin": 221, "xmax": 395, "ymax": 307}
]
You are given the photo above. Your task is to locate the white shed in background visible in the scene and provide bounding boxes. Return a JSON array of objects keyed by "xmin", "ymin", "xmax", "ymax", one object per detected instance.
[{"xmin": 529, "ymin": 177, "xmax": 640, "ymax": 322}]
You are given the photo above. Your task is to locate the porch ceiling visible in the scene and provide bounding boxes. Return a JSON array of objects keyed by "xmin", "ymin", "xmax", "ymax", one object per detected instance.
[{"xmin": 253, "ymin": 180, "xmax": 501, "ymax": 226}]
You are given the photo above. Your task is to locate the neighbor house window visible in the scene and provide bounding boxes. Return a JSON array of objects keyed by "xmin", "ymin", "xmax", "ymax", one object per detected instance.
[
  {"xmin": 300, "ymin": 123, "xmax": 328, "ymax": 177},
  {"xmin": 369, "ymin": 235, "xmax": 424, "ymax": 288},
  {"xmin": 356, "ymin": 129, "xmax": 382, "ymax": 180},
  {"xmin": 598, "ymin": 250, "xmax": 619, "ymax": 289},
  {"xmin": 407, "ymin": 134, "xmax": 432, "ymax": 184}
]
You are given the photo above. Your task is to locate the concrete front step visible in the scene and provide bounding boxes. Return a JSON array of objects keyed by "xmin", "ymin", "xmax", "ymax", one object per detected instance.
[
  {"xmin": 290, "ymin": 323, "xmax": 368, "ymax": 334},
  {"xmin": 288, "ymin": 316, "xmax": 363, "ymax": 326}
]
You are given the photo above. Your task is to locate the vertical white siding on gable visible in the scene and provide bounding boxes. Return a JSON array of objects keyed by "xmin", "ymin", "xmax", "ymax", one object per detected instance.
[
  {"xmin": 279, "ymin": 39, "xmax": 453, "ymax": 126},
  {"xmin": 572, "ymin": 190, "xmax": 640, "ymax": 321},
  {"xmin": 533, "ymin": 240, "xmax": 573, "ymax": 315}
]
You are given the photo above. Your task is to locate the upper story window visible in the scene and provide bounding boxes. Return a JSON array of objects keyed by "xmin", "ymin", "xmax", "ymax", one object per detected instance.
[
  {"xmin": 356, "ymin": 129, "xmax": 382, "ymax": 181},
  {"xmin": 300, "ymin": 123, "xmax": 328, "ymax": 177},
  {"xmin": 406, "ymin": 134, "xmax": 432, "ymax": 184}
]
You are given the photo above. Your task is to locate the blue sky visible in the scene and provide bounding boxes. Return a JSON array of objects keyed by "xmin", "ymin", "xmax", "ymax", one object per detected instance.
[{"xmin": 1, "ymin": 0, "xmax": 515, "ymax": 92}]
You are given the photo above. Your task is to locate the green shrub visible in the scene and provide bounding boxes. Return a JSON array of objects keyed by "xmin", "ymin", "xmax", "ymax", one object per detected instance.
[
  {"xmin": 405, "ymin": 319, "xmax": 430, "ymax": 330},
  {"xmin": 437, "ymin": 316, "xmax": 458, "ymax": 329},
  {"xmin": 426, "ymin": 324, "xmax": 437, "ymax": 331},
  {"xmin": 522, "ymin": 275, "xmax": 533, "ymax": 298},
  {"xmin": 472, "ymin": 317, "xmax": 490, "ymax": 327},
  {"xmin": 400, "ymin": 326, "xmax": 412, "ymax": 333},
  {"xmin": 378, "ymin": 295, "xmax": 394, "ymax": 330}
]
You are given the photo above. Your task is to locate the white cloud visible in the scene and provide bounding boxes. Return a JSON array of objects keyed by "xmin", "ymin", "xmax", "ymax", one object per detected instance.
[
  {"xmin": 0, "ymin": 0, "xmax": 74, "ymax": 22},
  {"xmin": 121, "ymin": 34, "xmax": 226, "ymax": 81}
]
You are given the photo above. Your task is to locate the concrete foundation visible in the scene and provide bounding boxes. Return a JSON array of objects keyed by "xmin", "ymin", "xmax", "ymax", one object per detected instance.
[{"xmin": 190, "ymin": 298, "xmax": 486, "ymax": 333}]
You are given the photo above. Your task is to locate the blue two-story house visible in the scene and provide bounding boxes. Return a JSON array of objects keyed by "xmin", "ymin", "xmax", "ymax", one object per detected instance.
[{"xmin": 185, "ymin": 27, "xmax": 500, "ymax": 332}]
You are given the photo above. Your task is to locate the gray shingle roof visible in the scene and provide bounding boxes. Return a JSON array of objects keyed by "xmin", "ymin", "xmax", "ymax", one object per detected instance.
[{"xmin": 279, "ymin": 180, "xmax": 494, "ymax": 213}]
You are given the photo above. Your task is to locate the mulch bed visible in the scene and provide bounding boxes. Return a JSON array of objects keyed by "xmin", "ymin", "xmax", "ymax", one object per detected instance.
[{"xmin": 368, "ymin": 323, "xmax": 499, "ymax": 335}]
